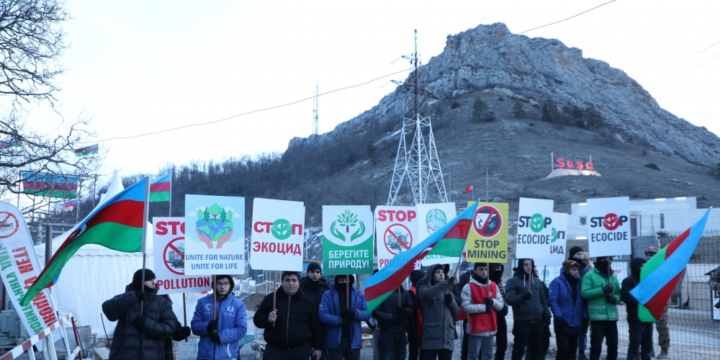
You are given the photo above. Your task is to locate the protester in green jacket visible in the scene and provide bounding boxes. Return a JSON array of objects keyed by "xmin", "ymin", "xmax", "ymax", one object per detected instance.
[{"xmin": 580, "ymin": 256, "xmax": 620, "ymax": 360}]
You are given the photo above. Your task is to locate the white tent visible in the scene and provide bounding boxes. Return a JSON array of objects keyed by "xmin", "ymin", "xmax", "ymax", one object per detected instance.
[{"xmin": 33, "ymin": 171, "xmax": 191, "ymax": 336}]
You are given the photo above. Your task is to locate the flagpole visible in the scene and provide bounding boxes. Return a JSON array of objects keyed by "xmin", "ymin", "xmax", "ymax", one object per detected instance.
[
  {"xmin": 140, "ymin": 177, "xmax": 150, "ymax": 315},
  {"xmin": 169, "ymin": 169, "xmax": 173, "ymax": 217}
]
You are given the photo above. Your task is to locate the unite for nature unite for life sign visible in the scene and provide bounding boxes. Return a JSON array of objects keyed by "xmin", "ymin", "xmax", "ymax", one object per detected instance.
[
  {"xmin": 418, "ymin": 203, "xmax": 459, "ymax": 266},
  {"xmin": 587, "ymin": 197, "xmax": 631, "ymax": 257},
  {"xmin": 153, "ymin": 217, "xmax": 212, "ymax": 294},
  {"xmin": 534, "ymin": 213, "xmax": 568, "ymax": 268},
  {"xmin": 466, "ymin": 202, "xmax": 509, "ymax": 263},
  {"xmin": 184, "ymin": 195, "xmax": 246, "ymax": 275},
  {"xmin": 516, "ymin": 198, "xmax": 555, "ymax": 260},
  {"xmin": 250, "ymin": 198, "xmax": 305, "ymax": 271},
  {"xmin": 375, "ymin": 206, "xmax": 419, "ymax": 269},
  {"xmin": 0, "ymin": 202, "xmax": 57, "ymax": 339},
  {"xmin": 322, "ymin": 206, "xmax": 374, "ymax": 275}
]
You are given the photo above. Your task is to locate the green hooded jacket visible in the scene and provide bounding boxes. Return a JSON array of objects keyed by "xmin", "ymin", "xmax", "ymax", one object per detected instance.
[{"xmin": 580, "ymin": 267, "xmax": 620, "ymax": 321}]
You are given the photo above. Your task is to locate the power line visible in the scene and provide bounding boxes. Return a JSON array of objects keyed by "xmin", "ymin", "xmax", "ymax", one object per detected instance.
[{"xmin": 514, "ymin": 0, "xmax": 617, "ymax": 36}]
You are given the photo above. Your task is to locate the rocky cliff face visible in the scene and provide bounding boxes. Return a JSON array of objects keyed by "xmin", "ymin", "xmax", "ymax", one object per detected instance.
[{"xmin": 290, "ymin": 23, "xmax": 720, "ymax": 167}]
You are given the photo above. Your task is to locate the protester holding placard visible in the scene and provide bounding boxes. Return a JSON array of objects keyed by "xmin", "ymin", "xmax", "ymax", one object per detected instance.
[
  {"xmin": 318, "ymin": 275, "xmax": 371, "ymax": 360},
  {"xmin": 102, "ymin": 269, "xmax": 180, "ymax": 360},
  {"xmin": 371, "ymin": 284, "xmax": 414, "ymax": 360},
  {"xmin": 621, "ymin": 258, "xmax": 653, "ymax": 360},
  {"xmin": 505, "ymin": 259, "xmax": 551, "ymax": 360},
  {"xmin": 548, "ymin": 260, "xmax": 588, "ymax": 360},
  {"xmin": 581, "ymin": 256, "xmax": 621, "ymax": 360},
  {"xmin": 488, "ymin": 263, "xmax": 508, "ymax": 360},
  {"xmin": 567, "ymin": 246, "xmax": 591, "ymax": 360},
  {"xmin": 191, "ymin": 275, "xmax": 248, "ymax": 360},
  {"xmin": 418, "ymin": 264, "xmax": 460, "ymax": 360},
  {"xmin": 460, "ymin": 262, "xmax": 505, "ymax": 360},
  {"xmin": 255, "ymin": 271, "xmax": 324, "ymax": 360}
]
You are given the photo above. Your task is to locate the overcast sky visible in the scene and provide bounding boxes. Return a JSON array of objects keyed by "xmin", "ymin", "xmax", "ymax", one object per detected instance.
[{"xmin": 22, "ymin": 0, "xmax": 720, "ymax": 183}]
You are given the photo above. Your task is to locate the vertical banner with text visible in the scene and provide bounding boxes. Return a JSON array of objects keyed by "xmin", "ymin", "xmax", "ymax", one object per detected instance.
[
  {"xmin": 375, "ymin": 206, "xmax": 419, "ymax": 269},
  {"xmin": 0, "ymin": 202, "xmax": 57, "ymax": 338},
  {"xmin": 418, "ymin": 203, "xmax": 459, "ymax": 266},
  {"xmin": 184, "ymin": 195, "xmax": 245, "ymax": 275},
  {"xmin": 466, "ymin": 202, "xmax": 509, "ymax": 263},
  {"xmin": 322, "ymin": 206, "xmax": 374, "ymax": 275},
  {"xmin": 516, "ymin": 198, "xmax": 555, "ymax": 260},
  {"xmin": 587, "ymin": 197, "xmax": 631, "ymax": 257},
  {"xmin": 153, "ymin": 217, "xmax": 212, "ymax": 294},
  {"xmin": 534, "ymin": 213, "xmax": 568, "ymax": 268},
  {"xmin": 250, "ymin": 198, "xmax": 305, "ymax": 271}
]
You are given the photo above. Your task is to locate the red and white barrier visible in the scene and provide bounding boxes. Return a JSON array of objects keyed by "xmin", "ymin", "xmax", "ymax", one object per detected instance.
[{"xmin": 0, "ymin": 313, "xmax": 82, "ymax": 360}]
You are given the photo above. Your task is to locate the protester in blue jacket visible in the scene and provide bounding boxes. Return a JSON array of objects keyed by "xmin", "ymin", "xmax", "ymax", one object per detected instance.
[
  {"xmin": 318, "ymin": 275, "xmax": 371, "ymax": 360},
  {"xmin": 549, "ymin": 260, "xmax": 588, "ymax": 360},
  {"xmin": 192, "ymin": 275, "xmax": 248, "ymax": 360}
]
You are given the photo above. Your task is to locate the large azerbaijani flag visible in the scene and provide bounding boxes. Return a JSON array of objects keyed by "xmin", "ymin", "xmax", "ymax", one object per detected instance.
[
  {"xmin": 150, "ymin": 173, "xmax": 171, "ymax": 202},
  {"xmin": 20, "ymin": 178, "xmax": 148, "ymax": 306},
  {"xmin": 364, "ymin": 201, "xmax": 478, "ymax": 313},
  {"xmin": 630, "ymin": 208, "xmax": 711, "ymax": 322}
]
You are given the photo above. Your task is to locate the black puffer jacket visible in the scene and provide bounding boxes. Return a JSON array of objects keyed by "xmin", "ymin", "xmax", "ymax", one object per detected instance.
[
  {"xmin": 372, "ymin": 286, "xmax": 414, "ymax": 332},
  {"xmin": 299, "ymin": 276, "xmax": 331, "ymax": 307},
  {"xmin": 621, "ymin": 257, "xmax": 647, "ymax": 324},
  {"xmin": 102, "ymin": 285, "xmax": 179, "ymax": 360},
  {"xmin": 254, "ymin": 287, "xmax": 324, "ymax": 350}
]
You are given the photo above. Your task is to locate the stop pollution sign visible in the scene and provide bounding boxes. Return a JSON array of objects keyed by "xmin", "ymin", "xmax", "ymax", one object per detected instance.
[
  {"xmin": 587, "ymin": 197, "xmax": 631, "ymax": 257},
  {"xmin": 153, "ymin": 217, "xmax": 211, "ymax": 295},
  {"xmin": 375, "ymin": 206, "xmax": 419, "ymax": 269}
]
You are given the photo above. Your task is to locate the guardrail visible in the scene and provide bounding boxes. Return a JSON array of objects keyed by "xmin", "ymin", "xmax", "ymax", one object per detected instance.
[{"xmin": 0, "ymin": 313, "xmax": 82, "ymax": 360}]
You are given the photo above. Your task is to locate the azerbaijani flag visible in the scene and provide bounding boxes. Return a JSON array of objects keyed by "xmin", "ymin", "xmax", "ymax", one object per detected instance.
[
  {"xmin": 63, "ymin": 199, "xmax": 78, "ymax": 208},
  {"xmin": 630, "ymin": 208, "xmax": 711, "ymax": 322},
  {"xmin": 74, "ymin": 144, "xmax": 99, "ymax": 156},
  {"xmin": 150, "ymin": 173, "xmax": 171, "ymax": 202},
  {"xmin": 364, "ymin": 201, "xmax": 478, "ymax": 313},
  {"xmin": 20, "ymin": 178, "xmax": 148, "ymax": 306}
]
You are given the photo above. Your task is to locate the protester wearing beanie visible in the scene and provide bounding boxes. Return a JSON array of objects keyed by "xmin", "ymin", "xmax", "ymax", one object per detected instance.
[
  {"xmin": 301, "ymin": 262, "xmax": 331, "ymax": 308},
  {"xmin": 505, "ymin": 259, "xmax": 551, "ymax": 360},
  {"xmin": 549, "ymin": 260, "xmax": 588, "ymax": 360},
  {"xmin": 192, "ymin": 275, "xmax": 248, "ymax": 360},
  {"xmin": 461, "ymin": 262, "xmax": 505, "ymax": 360},
  {"xmin": 102, "ymin": 269, "xmax": 180, "ymax": 360},
  {"xmin": 319, "ymin": 275, "xmax": 371, "ymax": 360},
  {"xmin": 621, "ymin": 258, "xmax": 653, "ymax": 360},
  {"xmin": 581, "ymin": 257, "xmax": 620, "ymax": 360}
]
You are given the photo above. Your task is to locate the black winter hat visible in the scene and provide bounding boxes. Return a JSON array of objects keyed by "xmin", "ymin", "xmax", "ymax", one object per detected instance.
[
  {"xmin": 410, "ymin": 270, "xmax": 425, "ymax": 286},
  {"xmin": 132, "ymin": 269, "xmax": 156, "ymax": 289},
  {"xmin": 307, "ymin": 262, "xmax": 322, "ymax": 273},
  {"xmin": 334, "ymin": 274, "xmax": 355, "ymax": 286},
  {"xmin": 568, "ymin": 246, "xmax": 584, "ymax": 259}
]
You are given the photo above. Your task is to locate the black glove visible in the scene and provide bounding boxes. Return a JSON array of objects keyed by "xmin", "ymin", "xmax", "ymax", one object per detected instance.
[
  {"xmin": 207, "ymin": 319, "xmax": 218, "ymax": 333},
  {"xmin": 341, "ymin": 309, "xmax": 355, "ymax": 319},
  {"xmin": 173, "ymin": 326, "xmax": 191, "ymax": 341},
  {"xmin": 602, "ymin": 284, "xmax": 614, "ymax": 294},
  {"xmin": 521, "ymin": 292, "xmax": 532, "ymax": 301},
  {"xmin": 135, "ymin": 290, "xmax": 148, "ymax": 302},
  {"xmin": 484, "ymin": 297, "xmax": 494, "ymax": 311},
  {"xmin": 445, "ymin": 276, "xmax": 455, "ymax": 285},
  {"xmin": 134, "ymin": 315, "xmax": 146, "ymax": 329},
  {"xmin": 444, "ymin": 293, "xmax": 453, "ymax": 305},
  {"xmin": 543, "ymin": 316, "xmax": 551, "ymax": 327},
  {"xmin": 556, "ymin": 318, "xmax": 569, "ymax": 327},
  {"xmin": 605, "ymin": 294, "xmax": 617, "ymax": 304},
  {"xmin": 210, "ymin": 332, "xmax": 221, "ymax": 343}
]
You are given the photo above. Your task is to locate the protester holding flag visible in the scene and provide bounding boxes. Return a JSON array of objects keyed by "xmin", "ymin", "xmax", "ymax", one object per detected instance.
[
  {"xmin": 488, "ymin": 263, "xmax": 508, "ymax": 360},
  {"xmin": 418, "ymin": 264, "xmax": 460, "ymax": 360},
  {"xmin": 644, "ymin": 246, "xmax": 670, "ymax": 359},
  {"xmin": 621, "ymin": 258, "xmax": 653, "ymax": 360},
  {"xmin": 581, "ymin": 256, "xmax": 620, "ymax": 360},
  {"xmin": 102, "ymin": 269, "xmax": 180, "ymax": 360},
  {"xmin": 255, "ymin": 271, "xmax": 324, "ymax": 360},
  {"xmin": 318, "ymin": 275, "xmax": 371, "ymax": 360},
  {"xmin": 505, "ymin": 259, "xmax": 550, "ymax": 360},
  {"xmin": 460, "ymin": 262, "xmax": 505, "ymax": 360},
  {"xmin": 548, "ymin": 260, "xmax": 587, "ymax": 360},
  {"xmin": 191, "ymin": 275, "xmax": 248, "ymax": 360},
  {"xmin": 371, "ymin": 284, "xmax": 414, "ymax": 360}
]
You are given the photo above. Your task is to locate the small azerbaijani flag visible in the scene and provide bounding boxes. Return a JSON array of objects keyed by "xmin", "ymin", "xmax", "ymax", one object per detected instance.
[
  {"xmin": 150, "ymin": 173, "xmax": 171, "ymax": 202},
  {"xmin": 64, "ymin": 199, "xmax": 78, "ymax": 209},
  {"xmin": 75, "ymin": 144, "xmax": 99, "ymax": 157},
  {"xmin": 0, "ymin": 138, "xmax": 21, "ymax": 149},
  {"xmin": 364, "ymin": 201, "xmax": 479, "ymax": 313},
  {"xmin": 630, "ymin": 208, "xmax": 711, "ymax": 322}
]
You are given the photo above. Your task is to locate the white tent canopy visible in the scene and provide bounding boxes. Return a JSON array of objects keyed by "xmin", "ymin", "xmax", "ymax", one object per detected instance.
[{"xmin": 33, "ymin": 171, "xmax": 188, "ymax": 336}]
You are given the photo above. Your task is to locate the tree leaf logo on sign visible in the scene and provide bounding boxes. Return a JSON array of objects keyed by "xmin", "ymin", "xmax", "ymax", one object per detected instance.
[
  {"xmin": 327, "ymin": 210, "xmax": 366, "ymax": 247},
  {"xmin": 384, "ymin": 224, "xmax": 412, "ymax": 255},
  {"xmin": 473, "ymin": 206, "xmax": 502, "ymax": 238},
  {"xmin": 530, "ymin": 213, "xmax": 546, "ymax": 233},
  {"xmin": 271, "ymin": 219, "xmax": 292, "ymax": 240}
]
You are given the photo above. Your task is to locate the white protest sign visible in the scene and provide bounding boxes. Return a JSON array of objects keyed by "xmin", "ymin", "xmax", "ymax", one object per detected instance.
[
  {"xmin": 375, "ymin": 206, "xmax": 419, "ymax": 269},
  {"xmin": 516, "ymin": 198, "xmax": 554, "ymax": 259},
  {"xmin": 417, "ymin": 203, "xmax": 458, "ymax": 266},
  {"xmin": 153, "ymin": 218, "xmax": 212, "ymax": 294},
  {"xmin": 250, "ymin": 198, "xmax": 305, "ymax": 271},
  {"xmin": 322, "ymin": 206, "xmax": 374, "ymax": 275},
  {"xmin": 184, "ymin": 195, "xmax": 246, "ymax": 275},
  {"xmin": 534, "ymin": 213, "xmax": 568, "ymax": 268},
  {"xmin": 587, "ymin": 197, "xmax": 631, "ymax": 257},
  {"xmin": 0, "ymin": 202, "xmax": 57, "ymax": 338}
]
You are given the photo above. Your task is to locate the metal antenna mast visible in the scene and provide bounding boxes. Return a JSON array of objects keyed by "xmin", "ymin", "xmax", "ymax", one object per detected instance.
[
  {"xmin": 312, "ymin": 82, "xmax": 319, "ymax": 135},
  {"xmin": 387, "ymin": 30, "xmax": 448, "ymax": 206}
]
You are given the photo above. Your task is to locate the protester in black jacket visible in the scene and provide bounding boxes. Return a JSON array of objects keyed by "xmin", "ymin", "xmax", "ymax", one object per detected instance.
[
  {"xmin": 254, "ymin": 271, "xmax": 324, "ymax": 360},
  {"xmin": 407, "ymin": 270, "xmax": 425, "ymax": 360},
  {"xmin": 159, "ymin": 295, "xmax": 191, "ymax": 360},
  {"xmin": 621, "ymin": 258, "xmax": 652, "ymax": 360},
  {"xmin": 102, "ymin": 269, "xmax": 180, "ymax": 360},
  {"xmin": 372, "ymin": 286, "xmax": 414, "ymax": 360},
  {"xmin": 300, "ymin": 263, "xmax": 331, "ymax": 307}
]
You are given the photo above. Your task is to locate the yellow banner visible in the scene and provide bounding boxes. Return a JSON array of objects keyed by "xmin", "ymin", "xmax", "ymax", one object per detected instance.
[{"xmin": 465, "ymin": 202, "xmax": 509, "ymax": 263}]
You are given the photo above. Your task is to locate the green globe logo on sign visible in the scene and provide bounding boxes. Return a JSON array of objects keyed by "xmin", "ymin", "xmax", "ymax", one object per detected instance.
[
  {"xmin": 530, "ymin": 213, "xmax": 545, "ymax": 233},
  {"xmin": 426, "ymin": 209, "xmax": 447, "ymax": 234},
  {"xmin": 271, "ymin": 219, "xmax": 292, "ymax": 240}
]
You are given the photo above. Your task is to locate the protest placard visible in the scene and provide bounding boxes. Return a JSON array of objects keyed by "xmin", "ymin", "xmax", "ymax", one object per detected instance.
[
  {"xmin": 375, "ymin": 206, "xmax": 419, "ymax": 269},
  {"xmin": 153, "ymin": 217, "xmax": 212, "ymax": 294},
  {"xmin": 516, "ymin": 198, "xmax": 554, "ymax": 259},
  {"xmin": 534, "ymin": 213, "xmax": 568, "ymax": 268},
  {"xmin": 417, "ymin": 203, "xmax": 460, "ymax": 266},
  {"xmin": 250, "ymin": 198, "xmax": 305, "ymax": 271},
  {"xmin": 466, "ymin": 202, "xmax": 509, "ymax": 263},
  {"xmin": 587, "ymin": 197, "xmax": 631, "ymax": 257},
  {"xmin": 322, "ymin": 206, "xmax": 374, "ymax": 275}
]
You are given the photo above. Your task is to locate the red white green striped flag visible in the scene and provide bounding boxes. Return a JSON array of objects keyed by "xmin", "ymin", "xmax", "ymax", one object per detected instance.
[
  {"xmin": 74, "ymin": 144, "xmax": 98, "ymax": 156},
  {"xmin": 150, "ymin": 173, "xmax": 171, "ymax": 202}
]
